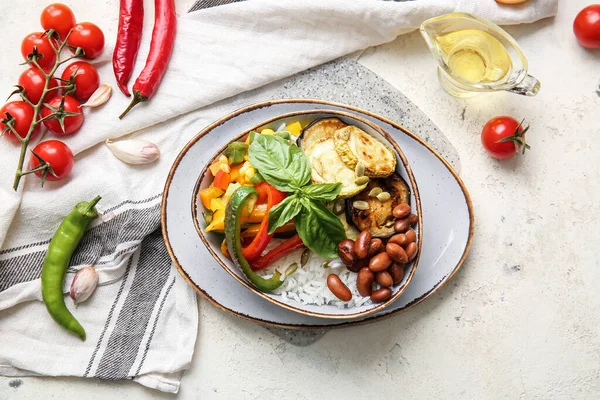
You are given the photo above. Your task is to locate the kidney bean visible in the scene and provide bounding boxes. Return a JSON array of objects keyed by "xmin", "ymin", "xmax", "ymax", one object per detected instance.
[
  {"xmin": 392, "ymin": 203, "xmax": 411, "ymax": 219},
  {"xmin": 370, "ymin": 288, "xmax": 392, "ymax": 303},
  {"xmin": 356, "ymin": 267, "xmax": 374, "ymax": 297},
  {"xmin": 347, "ymin": 258, "xmax": 368, "ymax": 273},
  {"xmin": 385, "ymin": 242, "xmax": 408, "ymax": 263},
  {"xmin": 354, "ymin": 231, "xmax": 371, "ymax": 259},
  {"xmin": 405, "ymin": 228, "xmax": 416, "ymax": 243},
  {"xmin": 375, "ymin": 271, "xmax": 393, "ymax": 288},
  {"xmin": 327, "ymin": 274, "xmax": 352, "ymax": 301},
  {"xmin": 388, "ymin": 263, "xmax": 404, "ymax": 284},
  {"xmin": 405, "ymin": 241, "xmax": 418, "ymax": 263},
  {"xmin": 337, "ymin": 239, "xmax": 356, "ymax": 266},
  {"xmin": 367, "ymin": 238, "xmax": 384, "ymax": 257},
  {"xmin": 389, "ymin": 233, "xmax": 408, "ymax": 247},
  {"xmin": 369, "ymin": 252, "xmax": 392, "ymax": 272},
  {"xmin": 394, "ymin": 214, "xmax": 418, "ymax": 233}
]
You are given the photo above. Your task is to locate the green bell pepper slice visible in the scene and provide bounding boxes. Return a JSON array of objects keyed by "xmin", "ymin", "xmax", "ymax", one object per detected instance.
[{"xmin": 224, "ymin": 185, "xmax": 284, "ymax": 292}]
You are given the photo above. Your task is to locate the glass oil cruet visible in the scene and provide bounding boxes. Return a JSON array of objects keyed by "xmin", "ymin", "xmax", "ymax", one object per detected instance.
[{"xmin": 420, "ymin": 13, "xmax": 540, "ymax": 98}]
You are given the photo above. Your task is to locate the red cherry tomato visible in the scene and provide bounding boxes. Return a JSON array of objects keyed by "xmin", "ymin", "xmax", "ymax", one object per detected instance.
[
  {"xmin": 0, "ymin": 101, "xmax": 40, "ymax": 144},
  {"xmin": 481, "ymin": 116, "xmax": 529, "ymax": 159},
  {"xmin": 30, "ymin": 140, "xmax": 74, "ymax": 182},
  {"xmin": 67, "ymin": 22, "xmax": 105, "ymax": 59},
  {"xmin": 61, "ymin": 61, "xmax": 99, "ymax": 102},
  {"xmin": 21, "ymin": 32, "xmax": 57, "ymax": 69},
  {"xmin": 41, "ymin": 95, "xmax": 84, "ymax": 136},
  {"xmin": 40, "ymin": 3, "xmax": 76, "ymax": 40},
  {"xmin": 18, "ymin": 67, "xmax": 59, "ymax": 105},
  {"xmin": 574, "ymin": 5, "xmax": 600, "ymax": 49}
]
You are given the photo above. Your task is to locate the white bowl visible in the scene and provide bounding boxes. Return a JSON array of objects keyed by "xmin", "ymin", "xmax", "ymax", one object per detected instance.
[{"xmin": 192, "ymin": 109, "xmax": 422, "ymax": 319}]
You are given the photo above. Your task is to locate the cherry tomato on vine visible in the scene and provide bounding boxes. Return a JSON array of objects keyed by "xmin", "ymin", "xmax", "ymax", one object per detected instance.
[
  {"xmin": 0, "ymin": 101, "xmax": 40, "ymax": 144},
  {"xmin": 18, "ymin": 67, "xmax": 59, "ymax": 105},
  {"xmin": 574, "ymin": 5, "xmax": 600, "ymax": 49},
  {"xmin": 67, "ymin": 22, "xmax": 104, "ymax": 59},
  {"xmin": 30, "ymin": 140, "xmax": 74, "ymax": 182},
  {"xmin": 40, "ymin": 3, "xmax": 76, "ymax": 40},
  {"xmin": 21, "ymin": 32, "xmax": 57, "ymax": 69},
  {"xmin": 41, "ymin": 95, "xmax": 84, "ymax": 136},
  {"xmin": 481, "ymin": 116, "xmax": 530, "ymax": 159},
  {"xmin": 61, "ymin": 61, "xmax": 99, "ymax": 102}
]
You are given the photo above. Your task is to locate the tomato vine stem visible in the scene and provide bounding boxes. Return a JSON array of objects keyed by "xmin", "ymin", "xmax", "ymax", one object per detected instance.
[{"xmin": 10, "ymin": 29, "xmax": 84, "ymax": 191}]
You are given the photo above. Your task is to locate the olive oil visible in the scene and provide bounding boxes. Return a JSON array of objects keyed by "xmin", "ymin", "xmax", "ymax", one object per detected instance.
[{"xmin": 435, "ymin": 29, "xmax": 512, "ymax": 84}]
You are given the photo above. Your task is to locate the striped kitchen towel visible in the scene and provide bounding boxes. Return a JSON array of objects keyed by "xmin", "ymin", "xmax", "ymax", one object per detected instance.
[{"xmin": 0, "ymin": 0, "xmax": 558, "ymax": 393}]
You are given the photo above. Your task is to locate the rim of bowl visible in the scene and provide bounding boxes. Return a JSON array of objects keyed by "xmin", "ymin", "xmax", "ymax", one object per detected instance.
[
  {"xmin": 190, "ymin": 109, "xmax": 423, "ymax": 319},
  {"xmin": 161, "ymin": 98, "xmax": 474, "ymax": 330}
]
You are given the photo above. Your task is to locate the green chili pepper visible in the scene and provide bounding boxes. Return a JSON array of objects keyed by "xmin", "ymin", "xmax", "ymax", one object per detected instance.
[
  {"xmin": 41, "ymin": 195, "xmax": 101, "ymax": 340},
  {"xmin": 225, "ymin": 186, "xmax": 284, "ymax": 292}
]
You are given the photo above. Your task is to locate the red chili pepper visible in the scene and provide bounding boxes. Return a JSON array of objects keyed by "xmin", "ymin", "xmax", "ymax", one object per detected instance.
[
  {"xmin": 251, "ymin": 235, "xmax": 305, "ymax": 271},
  {"xmin": 119, "ymin": 0, "xmax": 176, "ymax": 119},
  {"xmin": 242, "ymin": 182, "xmax": 286, "ymax": 261},
  {"xmin": 113, "ymin": 0, "xmax": 144, "ymax": 96}
]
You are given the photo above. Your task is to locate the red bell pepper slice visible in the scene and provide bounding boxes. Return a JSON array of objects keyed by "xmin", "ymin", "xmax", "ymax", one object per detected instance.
[
  {"xmin": 213, "ymin": 169, "xmax": 230, "ymax": 190},
  {"xmin": 241, "ymin": 182, "xmax": 286, "ymax": 261},
  {"xmin": 251, "ymin": 234, "xmax": 305, "ymax": 271}
]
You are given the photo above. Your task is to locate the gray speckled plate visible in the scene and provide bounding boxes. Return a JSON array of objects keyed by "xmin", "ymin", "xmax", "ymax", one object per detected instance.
[{"xmin": 162, "ymin": 99, "xmax": 474, "ymax": 329}]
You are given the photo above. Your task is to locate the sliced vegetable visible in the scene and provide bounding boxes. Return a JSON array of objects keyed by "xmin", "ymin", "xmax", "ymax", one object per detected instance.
[
  {"xmin": 242, "ymin": 222, "xmax": 296, "ymax": 240},
  {"xmin": 224, "ymin": 182, "xmax": 242, "ymax": 198},
  {"xmin": 260, "ymin": 128, "xmax": 275, "ymax": 135},
  {"xmin": 286, "ymin": 121, "xmax": 302, "ymax": 136},
  {"xmin": 226, "ymin": 142, "xmax": 248, "ymax": 165},
  {"xmin": 305, "ymin": 139, "xmax": 367, "ymax": 198},
  {"xmin": 209, "ymin": 197, "xmax": 226, "ymax": 212},
  {"xmin": 251, "ymin": 234, "xmax": 305, "ymax": 271},
  {"xmin": 199, "ymin": 186, "xmax": 224, "ymax": 208},
  {"xmin": 346, "ymin": 173, "xmax": 410, "ymax": 238},
  {"xmin": 205, "ymin": 208, "xmax": 225, "ymax": 232},
  {"xmin": 242, "ymin": 182, "xmax": 286, "ymax": 261},
  {"xmin": 298, "ymin": 118, "xmax": 346, "ymax": 151},
  {"xmin": 213, "ymin": 169, "xmax": 231, "ymax": 190},
  {"xmin": 209, "ymin": 155, "xmax": 229, "ymax": 175},
  {"xmin": 225, "ymin": 186, "xmax": 284, "ymax": 292},
  {"xmin": 249, "ymin": 172, "xmax": 264, "ymax": 185},
  {"xmin": 334, "ymin": 126, "xmax": 396, "ymax": 178}
]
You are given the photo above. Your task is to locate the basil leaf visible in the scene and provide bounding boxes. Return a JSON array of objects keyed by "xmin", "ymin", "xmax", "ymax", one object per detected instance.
[
  {"xmin": 300, "ymin": 183, "xmax": 342, "ymax": 202},
  {"xmin": 268, "ymin": 195, "xmax": 302, "ymax": 234},
  {"xmin": 295, "ymin": 198, "xmax": 346, "ymax": 258},
  {"xmin": 248, "ymin": 134, "xmax": 311, "ymax": 192}
]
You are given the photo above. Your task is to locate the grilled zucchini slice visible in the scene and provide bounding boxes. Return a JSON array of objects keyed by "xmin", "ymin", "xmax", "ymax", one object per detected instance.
[
  {"xmin": 346, "ymin": 173, "xmax": 410, "ymax": 238},
  {"xmin": 305, "ymin": 139, "xmax": 367, "ymax": 198},
  {"xmin": 333, "ymin": 126, "xmax": 396, "ymax": 178},
  {"xmin": 298, "ymin": 118, "xmax": 347, "ymax": 151}
]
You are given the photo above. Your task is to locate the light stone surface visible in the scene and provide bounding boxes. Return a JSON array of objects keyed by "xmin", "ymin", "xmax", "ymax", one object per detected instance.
[{"xmin": 1, "ymin": 0, "xmax": 599, "ymax": 399}]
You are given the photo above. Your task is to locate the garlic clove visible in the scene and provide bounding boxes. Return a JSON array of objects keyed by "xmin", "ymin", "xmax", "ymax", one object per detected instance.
[
  {"xmin": 105, "ymin": 138, "xmax": 160, "ymax": 164},
  {"xmin": 70, "ymin": 266, "xmax": 99, "ymax": 304},
  {"xmin": 80, "ymin": 84, "xmax": 112, "ymax": 107}
]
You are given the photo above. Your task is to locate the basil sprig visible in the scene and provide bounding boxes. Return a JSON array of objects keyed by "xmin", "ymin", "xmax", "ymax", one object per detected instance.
[{"xmin": 249, "ymin": 134, "xmax": 345, "ymax": 258}]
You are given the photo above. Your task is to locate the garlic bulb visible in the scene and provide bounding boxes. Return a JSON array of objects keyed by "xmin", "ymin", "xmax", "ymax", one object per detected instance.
[
  {"xmin": 81, "ymin": 84, "xmax": 112, "ymax": 107},
  {"xmin": 105, "ymin": 138, "xmax": 160, "ymax": 164},
  {"xmin": 70, "ymin": 266, "xmax": 99, "ymax": 304}
]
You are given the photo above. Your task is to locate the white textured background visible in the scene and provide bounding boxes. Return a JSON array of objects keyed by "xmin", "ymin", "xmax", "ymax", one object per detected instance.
[{"xmin": 1, "ymin": 0, "xmax": 599, "ymax": 398}]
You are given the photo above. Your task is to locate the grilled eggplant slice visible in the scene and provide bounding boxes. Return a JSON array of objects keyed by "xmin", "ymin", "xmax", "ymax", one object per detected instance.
[
  {"xmin": 305, "ymin": 139, "xmax": 367, "ymax": 198},
  {"xmin": 334, "ymin": 126, "xmax": 396, "ymax": 178},
  {"xmin": 346, "ymin": 173, "xmax": 410, "ymax": 238},
  {"xmin": 297, "ymin": 118, "xmax": 347, "ymax": 151}
]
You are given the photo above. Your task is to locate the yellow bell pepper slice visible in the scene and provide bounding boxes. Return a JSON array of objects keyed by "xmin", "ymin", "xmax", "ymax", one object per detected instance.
[
  {"xmin": 205, "ymin": 208, "xmax": 225, "ymax": 232},
  {"xmin": 199, "ymin": 186, "xmax": 224, "ymax": 209},
  {"xmin": 286, "ymin": 121, "xmax": 302, "ymax": 136}
]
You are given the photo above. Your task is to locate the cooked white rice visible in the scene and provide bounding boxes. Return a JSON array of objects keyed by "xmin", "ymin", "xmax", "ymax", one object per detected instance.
[{"xmin": 256, "ymin": 240, "xmax": 371, "ymax": 308}]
